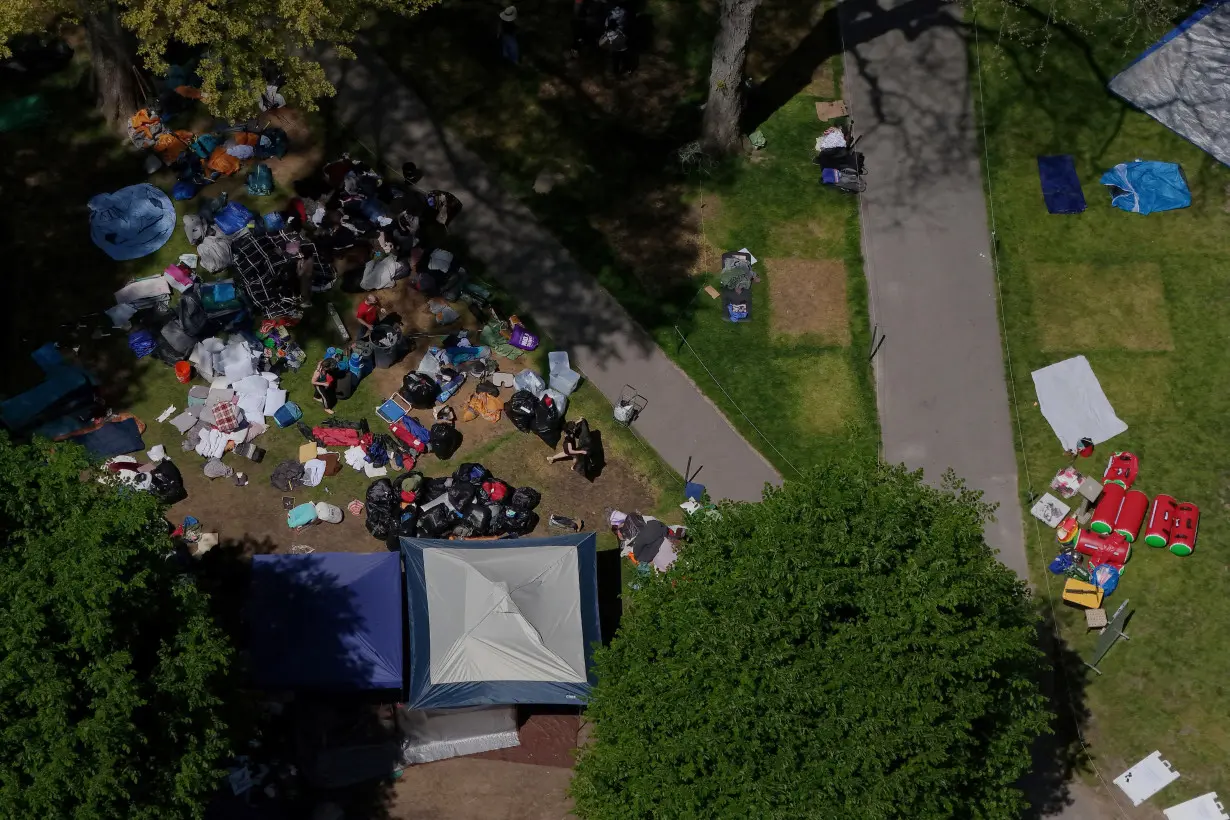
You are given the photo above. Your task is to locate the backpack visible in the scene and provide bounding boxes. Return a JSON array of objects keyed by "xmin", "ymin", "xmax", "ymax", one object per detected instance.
[
  {"xmin": 454, "ymin": 463, "xmax": 491, "ymax": 485},
  {"xmin": 246, "ymin": 163, "xmax": 274, "ymax": 196}
]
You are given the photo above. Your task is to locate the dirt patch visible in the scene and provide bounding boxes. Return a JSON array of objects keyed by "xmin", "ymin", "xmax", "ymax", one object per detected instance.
[
  {"xmin": 589, "ymin": 183, "xmax": 707, "ymax": 292},
  {"xmin": 689, "ymin": 193, "xmax": 725, "ymax": 275},
  {"xmin": 387, "ymin": 758, "xmax": 575, "ymax": 820},
  {"xmin": 765, "ymin": 257, "xmax": 850, "ymax": 345},
  {"xmin": 807, "ymin": 62, "xmax": 836, "ymax": 98},
  {"xmin": 1033, "ymin": 263, "xmax": 1174, "ymax": 352},
  {"xmin": 1091, "ymin": 354, "xmax": 1173, "ymax": 423},
  {"xmin": 476, "ymin": 713, "xmax": 581, "ymax": 768},
  {"xmin": 263, "ymin": 108, "xmax": 325, "ymax": 188}
]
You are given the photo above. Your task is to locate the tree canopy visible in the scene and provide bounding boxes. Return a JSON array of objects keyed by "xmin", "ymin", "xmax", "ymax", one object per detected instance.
[
  {"xmin": 0, "ymin": 437, "xmax": 233, "ymax": 820},
  {"xmin": 0, "ymin": 0, "xmax": 438, "ymax": 121},
  {"xmin": 573, "ymin": 458, "xmax": 1050, "ymax": 819}
]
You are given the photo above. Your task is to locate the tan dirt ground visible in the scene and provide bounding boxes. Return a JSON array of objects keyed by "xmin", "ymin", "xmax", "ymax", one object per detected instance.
[{"xmin": 766, "ymin": 258, "xmax": 851, "ymax": 345}]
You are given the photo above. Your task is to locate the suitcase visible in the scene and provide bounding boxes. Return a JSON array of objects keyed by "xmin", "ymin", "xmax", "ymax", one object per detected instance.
[
  {"xmin": 287, "ymin": 502, "xmax": 318, "ymax": 528},
  {"xmin": 274, "ymin": 401, "xmax": 302, "ymax": 428},
  {"xmin": 234, "ymin": 442, "xmax": 266, "ymax": 463}
]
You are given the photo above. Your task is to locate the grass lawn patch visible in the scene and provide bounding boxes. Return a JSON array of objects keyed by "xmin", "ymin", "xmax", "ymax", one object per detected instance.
[
  {"xmin": 1032, "ymin": 262, "xmax": 1174, "ymax": 352},
  {"xmin": 974, "ymin": 0, "xmax": 1230, "ymax": 801},
  {"xmin": 766, "ymin": 257, "xmax": 850, "ymax": 345},
  {"xmin": 369, "ymin": 0, "xmax": 879, "ymax": 474}
]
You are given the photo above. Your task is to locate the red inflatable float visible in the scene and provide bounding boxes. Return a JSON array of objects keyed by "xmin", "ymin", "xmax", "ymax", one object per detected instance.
[
  {"xmin": 1169, "ymin": 502, "xmax": 1200, "ymax": 557},
  {"xmin": 1114, "ymin": 490, "xmax": 1149, "ymax": 543},
  {"xmin": 1076, "ymin": 530, "xmax": 1131, "ymax": 570},
  {"xmin": 1091, "ymin": 482, "xmax": 1126, "ymax": 534},
  {"xmin": 1103, "ymin": 451, "xmax": 1139, "ymax": 488},
  {"xmin": 1144, "ymin": 494, "xmax": 1177, "ymax": 548}
]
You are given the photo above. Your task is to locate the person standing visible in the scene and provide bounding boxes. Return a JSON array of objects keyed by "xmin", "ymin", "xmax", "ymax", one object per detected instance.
[
  {"xmin": 599, "ymin": 6, "xmax": 630, "ymax": 75},
  {"xmin": 498, "ymin": 6, "xmax": 520, "ymax": 65},
  {"xmin": 355, "ymin": 294, "xmax": 380, "ymax": 337}
]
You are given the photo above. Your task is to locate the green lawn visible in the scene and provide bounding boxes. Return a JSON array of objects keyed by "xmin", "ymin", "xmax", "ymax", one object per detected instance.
[
  {"xmin": 369, "ymin": 0, "xmax": 879, "ymax": 475},
  {"xmin": 973, "ymin": 0, "xmax": 1230, "ymax": 801}
]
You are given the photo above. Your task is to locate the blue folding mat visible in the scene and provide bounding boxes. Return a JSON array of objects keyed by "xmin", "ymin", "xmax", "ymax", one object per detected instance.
[
  {"xmin": 69, "ymin": 418, "xmax": 145, "ymax": 458},
  {"xmin": 248, "ymin": 552, "xmax": 404, "ymax": 691},
  {"xmin": 1037, "ymin": 155, "xmax": 1086, "ymax": 214}
]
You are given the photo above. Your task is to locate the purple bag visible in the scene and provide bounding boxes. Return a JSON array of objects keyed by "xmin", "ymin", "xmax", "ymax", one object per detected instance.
[{"xmin": 509, "ymin": 324, "xmax": 539, "ymax": 351}]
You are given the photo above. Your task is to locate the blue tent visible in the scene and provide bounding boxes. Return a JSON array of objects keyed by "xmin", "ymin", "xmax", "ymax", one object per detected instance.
[
  {"xmin": 88, "ymin": 183, "xmax": 177, "ymax": 261},
  {"xmin": 249, "ymin": 553, "xmax": 404, "ymax": 691},
  {"xmin": 0, "ymin": 343, "xmax": 98, "ymax": 437},
  {"xmin": 1100, "ymin": 161, "xmax": 1191, "ymax": 215},
  {"xmin": 400, "ymin": 534, "xmax": 600, "ymax": 709}
]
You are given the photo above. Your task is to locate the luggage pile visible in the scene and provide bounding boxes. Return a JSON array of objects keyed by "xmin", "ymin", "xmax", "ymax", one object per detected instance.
[{"xmin": 365, "ymin": 461, "xmax": 542, "ymax": 544}]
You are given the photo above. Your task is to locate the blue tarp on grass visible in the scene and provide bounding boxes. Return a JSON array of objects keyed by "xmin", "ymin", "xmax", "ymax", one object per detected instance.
[
  {"xmin": 88, "ymin": 183, "xmax": 177, "ymax": 261},
  {"xmin": 1037, "ymin": 155, "xmax": 1086, "ymax": 214},
  {"xmin": 1100, "ymin": 161, "xmax": 1191, "ymax": 215},
  {"xmin": 249, "ymin": 552, "xmax": 404, "ymax": 692}
]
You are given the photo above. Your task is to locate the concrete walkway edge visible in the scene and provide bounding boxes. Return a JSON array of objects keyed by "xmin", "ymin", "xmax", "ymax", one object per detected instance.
[{"xmin": 324, "ymin": 47, "xmax": 782, "ymax": 502}]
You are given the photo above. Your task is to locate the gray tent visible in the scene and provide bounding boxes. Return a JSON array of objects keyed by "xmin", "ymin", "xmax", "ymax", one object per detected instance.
[
  {"xmin": 1109, "ymin": 2, "xmax": 1230, "ymax": 166},
  {"xmin": 400, "ymin": 533, "xmax": 600, "ymax": 709}
]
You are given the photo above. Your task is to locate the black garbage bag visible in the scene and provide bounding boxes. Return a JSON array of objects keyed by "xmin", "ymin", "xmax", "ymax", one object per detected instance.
[
  {"xmin": 396, "ymin": 508, "xmax": 419, "ymax": 539},
  {"xmin": 178, "ymin": 286, "xmax": 209, "ymax": 337},
  {"xmin": 400, "ymin": 372, "xmax": 439, "ymax": 408},
  {"xmin": 393, "ymin": 470, "xmax": 423, "ymax": 497},
  {"xmin": 532, "ymin": 398, "xmax": 562, "ymax": 447},
  {"xmin": 419, "ymin": 476, "xmax": 450, "ymax": 503},
  {"xmin": 448, "ymin": 481, "xmax": 478, "ymax": 512},
  {"xmin": 466, "ymin": 503, "xmax": 492, "ymax": 536},
  {"xmin": 149, "ymin": 460, "xmax": 187, "ymax": 504},
  {"xmin": 430, "ymin": 422, "xmax": 461, "ymax": 460},
  {"xmin": 509, "ymin": 486, "xmax": 541, "ymax": 512},
  {"xmin": 364, "ymin": 478, "xmax": 396, "ymax": 540},
  {"xmin": 419, "ymin": 503, "xmax": 454, "ymax": 537},
  {"xmin": 505, "ymin": 509, "xmax": 540, "ymax": 535},
  {"xmin": 504, "ymin": 390, "xmax": 537, "ymax": 433},
  {"xmin": 453, "ymin": 462, "xmax": 490, "ymax": 485},
  {"xmin": 270, "ymin": 459, "xmax": 304, "ymax": 491}
]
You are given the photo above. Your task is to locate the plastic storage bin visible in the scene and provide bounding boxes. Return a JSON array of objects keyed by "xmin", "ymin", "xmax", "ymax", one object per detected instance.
[{"xmin": 549, "ymin": 367, "xmax": 581, "ymax": 396}]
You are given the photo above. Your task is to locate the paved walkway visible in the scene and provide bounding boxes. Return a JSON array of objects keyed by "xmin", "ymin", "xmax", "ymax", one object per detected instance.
[
  {"xmin": 840, "ymin": 2, "xmax": 1117, "ymax": 818},
  {"xmin": 324, "ymin": 48, "xmax": 781, "ymax": 502}
]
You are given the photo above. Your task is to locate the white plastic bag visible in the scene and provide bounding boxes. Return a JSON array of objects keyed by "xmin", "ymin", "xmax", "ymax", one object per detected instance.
[{"xmin": 514, "ymin": 369, "xmax": 547, "ymax": 396}]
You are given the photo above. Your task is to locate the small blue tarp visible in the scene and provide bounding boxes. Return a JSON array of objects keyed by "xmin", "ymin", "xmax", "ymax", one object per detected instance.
[
  {"xmin": 249, "ymin": 553, "xmax": 404, "ymax": 691},
  {"xmin": 214, "ymin": 201, "xmax": 255, "ymax": 235},
  {"xmin": 1100, "ymin": 161, "xmax": 1191, "ymax": 214},
  {"xmin": 88, "ymin": 183, "xmax": 177, "ymax": 261},
  {"xmin": 69, "ymin": 418, "xmax": 145, "ymax": 458},
  {"xmin": 1037, "ymin": 155, "xmax": 1086, "ymax": 214}
]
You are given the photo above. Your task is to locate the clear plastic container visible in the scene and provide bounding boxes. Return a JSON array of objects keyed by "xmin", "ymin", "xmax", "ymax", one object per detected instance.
[
  {"xmin": 549, "ymin": 367, "xmax": 581, "ymax": 396},
  {"xmin": 548, "ymin": 351, "xmax": 571, "ymax": 375}
]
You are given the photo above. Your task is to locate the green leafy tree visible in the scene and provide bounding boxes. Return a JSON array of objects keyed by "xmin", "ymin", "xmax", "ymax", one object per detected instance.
[
  {"xmin": 573, "ymin": 458, "xmax": 1050, "ymax": 819},
  {"xmin": 0, "ymin": 436, "xmax": 233, "ymax": 820},
  {"xmin": 0, "ymin": 0, "xmax": 438, "ymax": 127}
]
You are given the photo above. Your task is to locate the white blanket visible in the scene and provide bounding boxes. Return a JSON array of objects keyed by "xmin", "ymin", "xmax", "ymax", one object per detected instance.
[
  {"xmin": 263, "ymin": 388, "xmax": 288, "ymax": 418},
  {"xmin": 1031, "ymin": 356, "xmax": 1127, "ymax": 451}
]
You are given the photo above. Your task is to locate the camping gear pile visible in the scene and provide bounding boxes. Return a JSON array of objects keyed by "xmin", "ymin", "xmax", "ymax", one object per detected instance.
[
  {"xmin": 363, "ymin": 461, "xmax": 543, "ymax": 545},
  {"xmin": 716, "ymin": 249, "xmax": 759, "ymax": 323},
  {"xmin": 1041, "ymin": 451, "xmax": 1200, "ymax": 611},
  {"xmin": 128, "ymin": 103, "xmax": 289, "ymax": 201},
  {"xmin": 610, "ymin": 510, "xmax": 683, "ymax": 572},
  {"xmin": 813, "ymin": 128, "xmax": 866, "ymax": 194}
]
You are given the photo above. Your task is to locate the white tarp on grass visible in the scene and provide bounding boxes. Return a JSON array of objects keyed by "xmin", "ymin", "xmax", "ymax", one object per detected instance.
[{"xmin": 1031, "ymin": 356, "xmax": 1127, "ymax": 451}]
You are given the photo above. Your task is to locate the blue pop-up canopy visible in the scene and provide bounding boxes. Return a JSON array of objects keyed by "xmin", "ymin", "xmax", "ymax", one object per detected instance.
[{"xmin": 249, "ymin": 552, "xmax": 404, "ymax": 691}]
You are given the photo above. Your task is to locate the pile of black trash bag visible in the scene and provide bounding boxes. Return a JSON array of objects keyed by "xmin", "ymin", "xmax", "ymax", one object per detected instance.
[
  {"xmin": 366, "ymin": 461, "xmax": 542, "ymax": 546},
  {"xmin": 504, "ymin": 389, "xmax": 564, "ymax": 447}
]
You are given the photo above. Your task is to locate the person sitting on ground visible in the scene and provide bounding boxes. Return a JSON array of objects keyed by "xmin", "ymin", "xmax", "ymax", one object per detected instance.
[
  {"xmin": 312, "ymin": 361, "xmax": 339, "ymax": 415},
  {"xmin": 356, "ymin": 294, "xmax": 381, "ymax": 336},
  {"xmin": 548, "ymin": 417, "xmax": 592, "ymax": 472},
  {"xmin": 426, "ymin": 189, "xmax": 462, "ymax": 227}
]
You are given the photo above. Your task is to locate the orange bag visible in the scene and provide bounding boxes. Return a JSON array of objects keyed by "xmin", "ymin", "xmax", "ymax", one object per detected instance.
[
  {"xmin": 153, "ymin": 130, "xmax": 193, "ymax": 165},
  {"xmin": 205, "ymin": 146, "xmax": 240, "ymax": 177}
]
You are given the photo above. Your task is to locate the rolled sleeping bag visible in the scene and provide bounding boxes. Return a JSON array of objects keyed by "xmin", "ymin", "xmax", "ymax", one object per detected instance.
[
  {"xmin": 1144, "ymin": 494, "xmax": 1177, "ymax": 548},
  {"xmin": 1169, "ymin": 502, "xmax": 1200, "ymax": 557},
  {"xmin": 1113, "ymin": 490, "xmax": 1149, "ymax": 542}
]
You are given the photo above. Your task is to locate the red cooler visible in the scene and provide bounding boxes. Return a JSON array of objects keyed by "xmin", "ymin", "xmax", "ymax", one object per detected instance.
[
  {"xmin": 1169, "ymin": 502, "xmax": 1200, "ymax": 557},
  {"xmin": 1091, "ymin": 483, "xmax": 1126, "ymax": 534},
  {"xmin": 1144, "ymin": 495, "xmax": 1177, "ymax": 548},
  {"xmin": 1114, "ymin": 490, "xmax": 1149, "ymax": 542}
]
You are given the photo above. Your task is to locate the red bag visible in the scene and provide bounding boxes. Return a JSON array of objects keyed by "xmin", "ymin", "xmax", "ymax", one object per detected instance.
[
  {"xmin": 313, "ymin": 427, "xmax": 361, "ymax": 447},
  {"xmin": 482, "ymin": 480, "xmax": 510, "ymax": 502},
  {"xmin": 390, "ymin": 419, "xmax": 427, "ymax": 453},
  {"xmin": 400, "ymin": 490, "xmax": 417, "ymax": 504}
]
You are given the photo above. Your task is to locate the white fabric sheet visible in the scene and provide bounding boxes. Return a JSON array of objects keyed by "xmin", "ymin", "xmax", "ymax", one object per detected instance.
[
  {"xmin": 263, "ymin": 388, "xmax": 287, "ymax": 418},
  {"xmin": 1031, "ymin": 356, "xmax": 1127, "ymax": 451}
]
